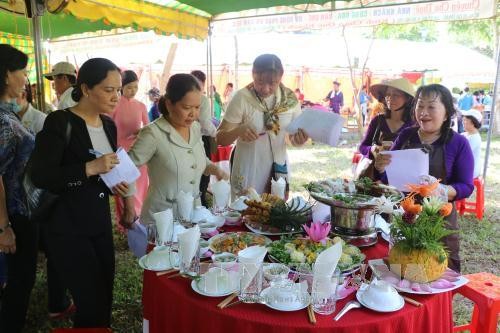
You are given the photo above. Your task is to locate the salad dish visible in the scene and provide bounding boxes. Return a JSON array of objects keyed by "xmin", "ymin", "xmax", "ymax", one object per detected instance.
[{"xmin": 208, "ymin": 232, "xmax": 272, "ymax": 254}]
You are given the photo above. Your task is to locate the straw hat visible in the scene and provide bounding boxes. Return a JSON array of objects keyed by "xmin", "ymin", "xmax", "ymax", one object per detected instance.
[
  {"xmin": 370, "ymin": 78, "xmax": 416, "ymax": 103},
  {"xmin": 44, "ymin": 62, "xmax": 77, "ymax": 80}
]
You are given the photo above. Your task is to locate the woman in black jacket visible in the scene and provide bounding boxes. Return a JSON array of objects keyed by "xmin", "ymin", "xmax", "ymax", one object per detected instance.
[{"xmin": 31, "ymin": 58, "xmax": 126, "ymax": 328}]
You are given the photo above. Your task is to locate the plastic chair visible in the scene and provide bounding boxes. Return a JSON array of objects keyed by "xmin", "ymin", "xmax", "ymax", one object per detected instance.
[
  {"xmin": 453, "ymin": 272, "xmax": 500, "ymax": 333},
  {"xmin": 456, "ymin": 177, "xmax": 484, "ymax": 220}
]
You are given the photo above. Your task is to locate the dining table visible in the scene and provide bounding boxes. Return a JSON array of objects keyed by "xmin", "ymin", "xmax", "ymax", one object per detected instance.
[{"xmin": 142, "ymin": 226, "xmax": 454, "ymax": 333}]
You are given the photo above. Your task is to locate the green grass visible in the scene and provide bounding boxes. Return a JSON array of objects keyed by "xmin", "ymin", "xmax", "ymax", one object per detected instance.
[{"xmin": 23, "ymin": 135, "xmax": 500, "ymax": 332}]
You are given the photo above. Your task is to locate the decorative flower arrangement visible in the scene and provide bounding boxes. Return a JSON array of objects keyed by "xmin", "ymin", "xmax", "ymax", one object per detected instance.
[
  {"xmin": 303, "ymin": 221, "xmax": 331, "ymax": 245},
  {"xmin": 388, "ymin": 181, "xmax": 455, "ymax": 283}
]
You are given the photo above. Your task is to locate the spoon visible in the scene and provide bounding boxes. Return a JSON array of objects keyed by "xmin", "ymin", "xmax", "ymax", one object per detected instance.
[{"xmin": 333, "ymin": 300, "xmax": 361, "ymax": 321}]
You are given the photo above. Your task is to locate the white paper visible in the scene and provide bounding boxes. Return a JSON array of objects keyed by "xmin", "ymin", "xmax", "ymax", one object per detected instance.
[
  {"xmin": 238, "ymin": 246, "xmax": 267, "ymax": 290},
  {"xmin": 178, "ymin": 225, "xmax": 200, "ymax": 267},
  {"xmin": 100, "ymin": 147, "xmax": 141, "ymax": 190},
  {"xmin": 177, "ymin": 191, "xmax": 194, "ymax": 221},
  {"xmin": 286, "ymin": 109, "xmax": 344, "ymax": 147},
  {"xmin": 380, "ymin": 149, "xmax": 429, "ymax": 192},
  {"xmin": 271, "ymin": 177, "xmax": 286, "ymax": 199}
]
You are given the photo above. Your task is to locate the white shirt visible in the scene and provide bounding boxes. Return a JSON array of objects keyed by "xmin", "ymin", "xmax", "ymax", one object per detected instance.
[
  {"xmin": 224, "ymin": 87, "xmax": 301, "ymax": 198},
  {"xmin": 462, "ymin": 132, "xmax": 482, "ymax": 178},
  {"xmin": 198, "ymin": 95, "xmax": 217, "ymax": 137},
  {"xmin": 21, "ymin": 104, "xmax": 47, "ymax": 134},
  {"xmin": 58, "ymin": 87, "xmax": 77, "ymax": 110}
]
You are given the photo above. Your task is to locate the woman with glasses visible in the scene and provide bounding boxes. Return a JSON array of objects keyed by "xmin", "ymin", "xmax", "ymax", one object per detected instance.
[
  {"xmin": 374, "ymin": 84, "xmax": 474, "ymax": 272},
  {"xmin": 359, "ymin": 78, "xmax": 415, "ymax": 160}
]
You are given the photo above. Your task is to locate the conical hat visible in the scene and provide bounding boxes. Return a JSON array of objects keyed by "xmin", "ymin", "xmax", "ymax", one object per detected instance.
[{"xmin": 370, "ymin": 78, "xmax": 416, "ymax": 103}]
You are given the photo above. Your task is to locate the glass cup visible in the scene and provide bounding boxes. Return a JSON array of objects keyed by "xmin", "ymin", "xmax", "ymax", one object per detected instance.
[
  {"xmin": 299, "ymin": 266, "xmax": 340, "ymax": 315},
  {"xmin": 238, "ymin": 262, "xmax": 263, "ymax": 303},
  {"xmin": 310, "ymin": 269, "xmax": 340, "ymax": 315},
  {"xmin": 146, "ymin": 224, "xmax": 158, "ymax": 246},
  {"xmin": 178, "ymin": 238, "xmax": 200, "ymax": 277}
]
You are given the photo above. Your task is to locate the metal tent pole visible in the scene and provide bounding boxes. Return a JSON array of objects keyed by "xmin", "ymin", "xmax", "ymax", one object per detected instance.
[
  {"xmin": 30, "ymin": 0, "xmax": 45, "ymax": 111},
  {"xmin": 482, "ymin": 46, "xmax": 500, "ymax": 181}
]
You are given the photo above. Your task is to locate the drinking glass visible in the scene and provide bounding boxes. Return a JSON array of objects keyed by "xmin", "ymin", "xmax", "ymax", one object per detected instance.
[
  {"xmin": 310, "ymin": 269, "xmax": 340, "ymax": 315},
  {"xmin": 238, "ymin": 262, "xmax": 263, "ymax": 303},
  {"xmin": 178, "ymin": 238, "xmax": 200, "ymax": 277}
]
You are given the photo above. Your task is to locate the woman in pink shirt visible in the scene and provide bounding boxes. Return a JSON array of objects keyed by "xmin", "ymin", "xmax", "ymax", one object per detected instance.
[{"xmin": 112, "ymin": 70, "xmax": 149, "ymax": 231}]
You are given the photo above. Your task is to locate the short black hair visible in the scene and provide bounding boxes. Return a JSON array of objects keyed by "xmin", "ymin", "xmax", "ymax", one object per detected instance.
[
  {"xmin": 121, "ymin": 70, "xmax": 138, "ymax": 87},
  {"xmin": 190, "ymin": 70, "xmax": 206, "ymax": 84},
  {"xmin": 55, "ymin": 74, "xmax": 76, "ymax": 85},
  {"xmin": 0, "ymin": 44, "xmax": 28, "ymax": 97},
  {"xmin": 158, "ymin": 73, "xmax": 201, "ymax": 118},
  {"xmin": 465, "ymin": 115, "xmax": 481, "ymax": 129},
  {"xmin": 412, "ymin": 84, "xmax": 456, "ymax": 135},
  {"xmin": 71, "ymin": 58, "xmax": 120, "ymax": 102},
  {"xmin": 227, "ymin": 82, "xmax": 233, "ymax": 88}
]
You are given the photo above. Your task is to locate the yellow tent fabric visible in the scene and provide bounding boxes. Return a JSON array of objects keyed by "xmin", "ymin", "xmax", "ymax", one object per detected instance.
[{"xmin": 65, "ymin": 0, "xmax": 209, "ymax": 40}]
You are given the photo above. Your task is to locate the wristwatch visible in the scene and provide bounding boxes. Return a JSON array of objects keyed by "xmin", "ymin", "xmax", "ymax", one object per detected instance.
[{"xmin": 0, "ymin": 222, "xmax": 12, "ymax": 234}]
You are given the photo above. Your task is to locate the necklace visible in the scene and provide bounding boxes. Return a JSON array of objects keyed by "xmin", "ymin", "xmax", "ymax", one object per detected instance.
[{"xmin": 417, "ymin": 129, "xmax": 440, "ymax": 145}]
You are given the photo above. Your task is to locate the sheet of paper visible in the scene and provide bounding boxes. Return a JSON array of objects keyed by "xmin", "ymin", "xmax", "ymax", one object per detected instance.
[
  {"xmin": 380, "ymin": 149, "xmax": 429, "ymax": 191},
  {"xmin": 286, "ymin": 108, "xmax": 344, "ymax": 147},
  {"xmin": 100, "ymin": 147, "xmax": 141, "ymax": 190}
]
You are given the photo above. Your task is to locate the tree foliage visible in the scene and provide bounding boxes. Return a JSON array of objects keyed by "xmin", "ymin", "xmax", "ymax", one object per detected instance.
[
  {"xmin": 448, "ymin": 18, "xmax": 499, "ymax": 58},
  {"xmin": 373, "ymin": 22, "xmax": 439, "ymax": 42}
]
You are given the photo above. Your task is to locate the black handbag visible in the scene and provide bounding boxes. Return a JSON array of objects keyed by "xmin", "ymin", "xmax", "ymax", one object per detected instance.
[{"xmin": 23, "ymin": 113, "xmax": 72, "ymax": 221}]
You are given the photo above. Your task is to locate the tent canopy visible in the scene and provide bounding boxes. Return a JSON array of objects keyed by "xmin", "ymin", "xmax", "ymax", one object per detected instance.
[{"xmin": 0, "ymin": 0, "xmax": 210, "ymax": 40}]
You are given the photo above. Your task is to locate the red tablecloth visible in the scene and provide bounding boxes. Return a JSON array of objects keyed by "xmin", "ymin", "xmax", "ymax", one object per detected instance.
[
  {"xmin": 210, "ymin": 145, "xmax": 233, "ymax": 162},
  {"xmin": 142, "ymin": 234, "xmax": 453, "ymax": 333}
]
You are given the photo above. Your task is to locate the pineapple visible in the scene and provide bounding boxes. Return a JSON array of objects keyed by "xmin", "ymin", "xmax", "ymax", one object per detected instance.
[
  {"xmin": 268, "ymin": 197, "xmax": 312, "ymax": 232},
  {"xmin": 388, "ymin": 186, "xmax": 455, "ymax": 283},
  {"xmin": 388, "ymin": 245, "xmax": 448, "ymax": 283}
]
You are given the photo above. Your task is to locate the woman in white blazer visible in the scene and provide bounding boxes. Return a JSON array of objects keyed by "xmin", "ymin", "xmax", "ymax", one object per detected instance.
[{"xmin": 121, "ymin": 74, "xmax": 228, "ymax": 226}]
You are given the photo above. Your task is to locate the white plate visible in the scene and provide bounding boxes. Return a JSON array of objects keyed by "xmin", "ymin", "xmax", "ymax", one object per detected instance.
[
  {"xmin": 244, "ymin": 222, "xmax": 303, "ymax": 236},
  {"xmin": 356, "ymin": 287, "xmax": 404, "ymax": 313},
  {"xmin": 260, "ymin": 287, "xmax": 310, "ymax": 312},
  {"xmin": 138, "ymin": 254, "xmax": 178, "ymax": 272},
  {"xmin": 190, "ymin": 279, "xmax": 237, "ymax": 297},
  {"xmin": 368, "ymin": 259, "xmax": 469, "ymax": 295}
]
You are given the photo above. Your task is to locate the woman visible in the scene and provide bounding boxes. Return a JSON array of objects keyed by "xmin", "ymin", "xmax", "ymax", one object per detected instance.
[
  {"xmin": 31, "ymin": 58, "xmax": 126, "ymax": 328},
  {"xmin": 0, "ymin": 44, "xmax": 37, "ymax": 333},
  {"xmin": 461, "ymin": 109, "xmax": 483, "ymax": 178},
  {"xmin": 112, "ymin": 70, "xmax": 149, "ymax": 230},
  {"xmin": 121, "ymin": 73, "xmax": 228, "ymax": 226},
  {"xmin": 216, "ymin": 54, "xmax": 309, "ymax": 197},
  {"xmin": 359, "ymin": 78, "xmax": 415, "ymax": 159},
  {"xmin": 375, "ymin": 84, "xmax": 474, "ymax": 272}
]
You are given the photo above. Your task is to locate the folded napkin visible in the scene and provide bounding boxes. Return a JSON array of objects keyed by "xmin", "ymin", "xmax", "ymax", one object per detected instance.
[
  {"xmin": 374, "ymin": 214, "xmax": 390, "ymax": 235},
  {"xmin": 312, "ymin": 242, "xmax": 342, "ymax": 298},
  {"xmin": 211, "ymin": 180, "xmax": 231, "ymax": 209},
  {"xmin": 271, "ymin": 177, "xmax": 287, "ymax": 199},
  {"xmin": 238, "ymin": 246, "xmax": 267, "ymax": 291},
  {"xmin": 153, "ymin": 209, "xmax": 173, "ymax": 245},
  {"xmin": 177, "ymin": 191, "xmax": 194, "ymax": 221},
  {"xmin": 178, "ymin": 225, "xmax": 201, "ymax": 267}
]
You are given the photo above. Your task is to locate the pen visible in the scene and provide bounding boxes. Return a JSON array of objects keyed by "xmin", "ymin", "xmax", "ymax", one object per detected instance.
[{"xmin": 88, "ymin": 149, "xmax": 103, "ymax": 157}]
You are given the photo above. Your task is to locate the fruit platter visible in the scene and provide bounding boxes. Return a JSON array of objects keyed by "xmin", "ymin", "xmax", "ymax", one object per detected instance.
[
  {"xmin": 267, "ymin": 236, "xmax": 365, "ymax": 274},
  {"xmin": 208, "ymin": 232, "xmax": 271, "ymax": 254},
  {"xmin": 242, "ymin": 193, "xmax": 312, "ymax": 235}
]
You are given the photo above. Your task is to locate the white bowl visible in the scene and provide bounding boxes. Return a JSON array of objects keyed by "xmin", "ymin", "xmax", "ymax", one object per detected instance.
[
  {"xmin": 223, "ymin": 211, "xmax": 241, "ymax": 225},
  {"xmin": 192, "ymin": 206, "xmax": 213, "ymax": 223},
  {"xmin": 361, "ymin": 279, "xmax": 402, "ymax": 310},
  {"xmin": 263, "ymin": 263, "xmax": 290, "ymax": 281},
  {"xmin": 144, "ymin": 246, "xmax": 179, "ymax": 270},
  {"xmin": 199, "ymin": 240, "xmax": 210, "ymax": 256},
  {"xmin": 199, "ymin": 222, "xmax": 217, "ymax": 234},
  {"xmin": 208, "ymin": 215, "xmax": 225, "ymax": 228},
  {"xmin": 229, "ymin": 196, "xmax": 248, "ymax": 211},
  {"xmin": 211, "ymin": 252, "xmax": 237, "ymax": 269}
]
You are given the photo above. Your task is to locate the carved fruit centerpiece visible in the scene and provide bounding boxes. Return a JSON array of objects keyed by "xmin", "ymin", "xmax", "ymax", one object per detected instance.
[{"xmin": 388, "ymin": 182, "xmax": 454, "ymax": 283}]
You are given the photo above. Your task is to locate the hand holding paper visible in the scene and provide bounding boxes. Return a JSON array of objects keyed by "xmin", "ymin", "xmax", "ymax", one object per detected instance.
[
  {"xmin": 99, "ymin": 148, "xmax": 141, "ymax": 190},
  {"xmin": 286, "ymin": 109, "xmax": 344, "ymax": 147},
  {"xmin": 379, "ymin": 149, "xmax": 429, "ymax": 191}
]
